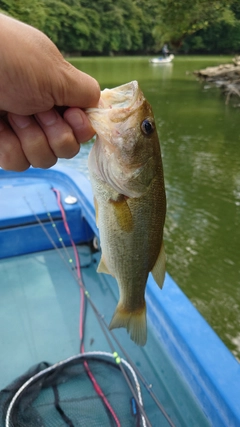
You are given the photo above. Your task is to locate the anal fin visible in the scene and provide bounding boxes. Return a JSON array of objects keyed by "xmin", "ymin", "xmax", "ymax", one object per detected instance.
[
  {"xmin": 151, "ymin": 242, "xmax": 166, "ymax": 289},
  {"xmin": 97, "ymin": 255, "xmax": 112, "ymax": 276}
]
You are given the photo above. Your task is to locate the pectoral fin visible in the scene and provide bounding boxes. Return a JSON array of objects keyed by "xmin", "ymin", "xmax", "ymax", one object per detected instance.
[
  {"xmin": 110, "ymin": 197, "xmax": 133, "ymax": 233},
  {"xmin": 97, "ymin": 255, "xmax": 112, "ymax": 275},
  {"xmin": 151, "ymin": 242, "xmax": 166, "ymax": 289}
]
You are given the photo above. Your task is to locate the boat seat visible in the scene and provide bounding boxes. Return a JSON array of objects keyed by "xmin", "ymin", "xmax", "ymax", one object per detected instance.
[
  {"xmin": 0, "ymin": 180, "xmax": 94, "ymax": 259},
  {"xmin": 0, "ymin": 183, "xmax": 61, "ymax": 228}
]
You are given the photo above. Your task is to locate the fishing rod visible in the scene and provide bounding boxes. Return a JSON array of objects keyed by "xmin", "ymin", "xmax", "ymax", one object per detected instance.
[
  {"xmin": 24, "ymin": 191, "xmax": 176, "ymax": 427},
  {"xmin": 24, "ymin": 194, "xmax": 149, "ymax": 427},
  {"xmin": 27, "ymin": 193, "xmax": 122, "ymax": 427}
]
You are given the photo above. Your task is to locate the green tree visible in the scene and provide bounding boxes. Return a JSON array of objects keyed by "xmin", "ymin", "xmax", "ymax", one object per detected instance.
[
  {"xmin": 154, "ymin": 0, "xmax": 235, "ymax": 48},
  {"xmin": 135, "ymin": 0, "xmax": 161, "ymax": 53},
  {"xmin": 41, "ymin": 0, "xmax": 98, "ymax": 53},
  {"xmin": 0, "ymin": 0, "xmax": 46, "ymax": 30},
  {"xmin": 1, "ymin": 0, "xmax": 240, "ymax": 55},
  {"xmin": 182, "ymin": 0, "xmax": 240, "ymax": 53}
]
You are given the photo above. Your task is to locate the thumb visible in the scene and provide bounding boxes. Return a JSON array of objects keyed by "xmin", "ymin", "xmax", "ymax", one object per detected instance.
[{"xmin": 54, "ymin": 61, "xmax": 100, "ymax": 109}]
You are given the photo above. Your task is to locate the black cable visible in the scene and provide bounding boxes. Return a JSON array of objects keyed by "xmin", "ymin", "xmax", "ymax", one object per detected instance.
[{"xmin": 52, "ymin": 384, "xmax": 75, "ymax": 427}]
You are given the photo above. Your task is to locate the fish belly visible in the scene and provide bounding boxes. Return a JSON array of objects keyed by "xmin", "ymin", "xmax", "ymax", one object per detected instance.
[{"xmin": 93, "ymin": 172, "xmax": 165, "ymax": 345}]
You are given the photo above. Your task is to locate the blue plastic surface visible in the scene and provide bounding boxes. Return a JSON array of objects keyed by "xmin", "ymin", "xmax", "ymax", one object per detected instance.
[
  {"xmin": 0, "ymin": 182, "xmax": 60, "ymax": 228},
  {"xmin": 55, "ymin": 166, "xmax": 240, "ymax": 427},
  {"xmin": 0, "ymin": 165, "xmax": 240, "ymax": 427},
  {"xmin": 0, "ymin": 168, "xmax": 94, "ymax": 258},
  {"xmin": 146, "ymin": 273, "xmax": 240, "ymax": 427}
]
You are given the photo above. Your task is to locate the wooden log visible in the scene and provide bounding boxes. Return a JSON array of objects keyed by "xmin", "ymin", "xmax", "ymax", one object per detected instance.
[{"xmin": 194, "ymin": 57, "xmax": 240, "ymax": 104}]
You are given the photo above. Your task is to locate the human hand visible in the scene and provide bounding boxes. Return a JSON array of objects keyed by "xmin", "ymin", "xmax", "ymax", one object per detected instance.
[{"xmin": 0, "ymin": 14, "xmax": 100, "ymax": 171}]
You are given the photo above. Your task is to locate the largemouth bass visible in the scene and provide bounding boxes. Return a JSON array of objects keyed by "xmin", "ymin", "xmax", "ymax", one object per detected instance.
[{"xmin": 86, "ymin": 81, "xmax": 166, "ymax": 346}]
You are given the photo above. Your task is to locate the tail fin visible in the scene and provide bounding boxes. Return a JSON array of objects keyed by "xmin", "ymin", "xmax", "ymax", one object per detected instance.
[{"xmin": 109, "ymin": 304, "xmax": 147, "ymax": 346}]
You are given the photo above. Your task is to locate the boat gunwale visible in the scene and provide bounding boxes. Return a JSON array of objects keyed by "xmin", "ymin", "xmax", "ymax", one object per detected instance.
[{"xmin": 0, "ymin": 165, "xmax": 239, "ymax": 427}]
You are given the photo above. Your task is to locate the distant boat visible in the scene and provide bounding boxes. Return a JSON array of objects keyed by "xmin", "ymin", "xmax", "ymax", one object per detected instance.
[{"xmin": 150, "ymin": 54, "xmax": 174, "ymax": 64}]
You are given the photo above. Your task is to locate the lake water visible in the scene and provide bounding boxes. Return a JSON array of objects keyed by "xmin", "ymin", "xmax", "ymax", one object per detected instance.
[{"xmin": 61, "ymin": 56, "xmax": 240, "ymax": 361}]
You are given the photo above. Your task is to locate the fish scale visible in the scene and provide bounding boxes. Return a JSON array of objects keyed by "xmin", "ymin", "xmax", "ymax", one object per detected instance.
[{"xmin": 86, "ymin": 81, "xmax": 166, "ymax": 346}]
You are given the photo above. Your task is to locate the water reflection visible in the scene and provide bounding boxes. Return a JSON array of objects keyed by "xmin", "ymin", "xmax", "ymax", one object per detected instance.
[{"xmin": 149, "ymin": 63, "xmax": 173, "ymax": 80}]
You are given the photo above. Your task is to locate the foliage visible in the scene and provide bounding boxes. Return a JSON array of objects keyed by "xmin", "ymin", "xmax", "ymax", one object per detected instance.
[
  {"xmin": 0, "ymin": 0, "xmax": 240, "ymax": 54},
  {"xmin": 182, "ymin": 0, "xmax": 240, "ymax": 53},
  {"xmin": 0, "ymin": 0, "xmax": 46, "ymax": 30},
  {"xmin": 154, "ymin": 0, "xmax": 235, "ymax": 47}
]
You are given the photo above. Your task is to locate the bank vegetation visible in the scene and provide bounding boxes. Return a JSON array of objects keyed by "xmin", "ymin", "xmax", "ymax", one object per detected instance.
[{"xmin": 0, "ymin": 0, "xmax": 240, "ymax": 55}]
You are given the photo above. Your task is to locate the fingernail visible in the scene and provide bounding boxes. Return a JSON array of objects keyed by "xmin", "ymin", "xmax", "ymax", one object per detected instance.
[
  {"xmin": 11, "ymin": 114, "xmax": 32, "ymax": 129},
  {"xmin": 66, "ymin": 110, "xmax": 84, "ymax": 130},
  {"xmin": 37, "ymin": 109, "xmax": 57, "ymax": 126}
]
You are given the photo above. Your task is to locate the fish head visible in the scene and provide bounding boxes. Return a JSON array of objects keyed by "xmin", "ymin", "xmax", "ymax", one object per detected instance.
[{"xmin": 86, "ymin": 81, "xmax": 162, "ymax": 198}]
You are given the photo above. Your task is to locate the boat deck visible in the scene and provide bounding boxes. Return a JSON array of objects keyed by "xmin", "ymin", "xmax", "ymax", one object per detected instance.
[{"xmin": 0, "ymin": 244, "xmax": 210, "ymax": 427}]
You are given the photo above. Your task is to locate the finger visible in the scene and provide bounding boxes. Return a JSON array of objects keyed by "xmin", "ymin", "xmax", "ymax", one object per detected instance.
[
  {"xmin": 63, "ymin": 108, "xmax": 95, "ymax": 143},
  {"xmin": 35, "ymin": 108, "xmax": 80, "ymax": 159},
  {"xmin": 8, "ymin": 113, "xmax": 57, "ymax": 169},
  {"xmin": 54, "ymin": 62, "xmax": 100, "ymax": 108},
  {"xmin": 0, "ymin": 119, "xmax": 30, "ymax": 171}
]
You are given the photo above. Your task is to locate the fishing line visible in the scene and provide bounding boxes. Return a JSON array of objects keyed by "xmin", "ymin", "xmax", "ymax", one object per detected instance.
[
  {"xmin": 37, "ymin": 191, "xmax": 87, "ymax": 351},
  {"xmin": 37, "ymin": 191, "xmax": 147, "ymax": 426},
  {"xmin": 50, "ymin": 190, "xmax": 149, "ymax": 427},
  {"xmin": 36, "ymin": 191, "xmax": 121, "ymax": 427},
  {"xmin": 24, "ymin": 193, "xmax": 175, "ymax": 427},
  {"xmin": 25, "ymin": 193, "xmax": 172, "ymax": 427},
  {"xmin": 37, "ymin": 191, "xmax": 83, "ymax": 274},
  {"xmin": 24, "ymin": 194, "xmax": 169, "ymax": 427},
  {"xmin": 53, "ymin": 189, "xmax": 122, "ymax": 427},
  {"xmin": 82, "ymin": 291, "xmax": 148, "ymax": 427},
  {"xmin": 100, "ymin": 325, "xmax": 176, "ymax": 427}
]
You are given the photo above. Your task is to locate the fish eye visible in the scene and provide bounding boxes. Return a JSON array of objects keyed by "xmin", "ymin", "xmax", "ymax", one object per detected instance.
[{"xmin": 141, "ymin": 119, "xmax": 155, "ymax": 135}]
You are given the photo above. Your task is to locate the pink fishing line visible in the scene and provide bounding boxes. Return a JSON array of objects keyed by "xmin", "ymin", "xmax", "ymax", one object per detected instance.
[{"xmin": 53, "ymin": 188, "xmax": 121, "ymax": 427}]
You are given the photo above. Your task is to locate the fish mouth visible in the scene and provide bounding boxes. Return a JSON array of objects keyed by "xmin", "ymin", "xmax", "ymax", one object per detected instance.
[
  {"xmin": 85, "ymin": 80, "xmax": 144, "ymax": 139},
  {"xmin": 85, "ymin": 80, "xmax": 142, "ymax": 116},
  {"xmin": 87, "ymin": 80, "xmax": 150, "ymax": 198},
  {"xmin": 99, "ymin": 80, "xmax": 140, "ymax": 110}
]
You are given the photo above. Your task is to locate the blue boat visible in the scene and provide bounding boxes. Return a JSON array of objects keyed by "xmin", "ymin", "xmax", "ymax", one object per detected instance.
[{"xmin": 0, "ymin": 165, "xmax": 239, "ymax": 427}]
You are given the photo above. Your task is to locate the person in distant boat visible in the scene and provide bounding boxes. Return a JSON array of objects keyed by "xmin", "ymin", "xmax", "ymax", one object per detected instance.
[
  {"xmin": 162, "ymin": 44, "xmax": 169, "ymax": 58},
  {"xmin": 0, "ymin": 13, "xmax": 100, "ymax": 172}
]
